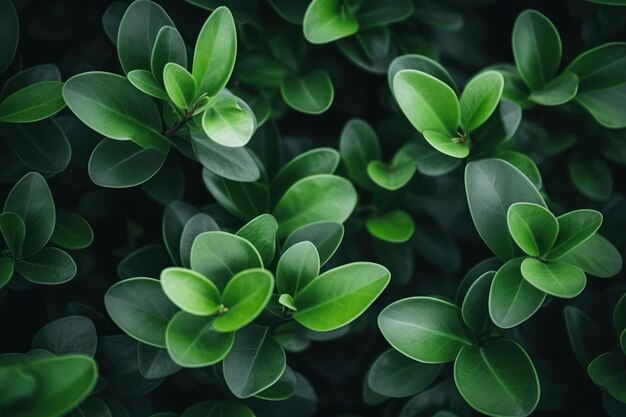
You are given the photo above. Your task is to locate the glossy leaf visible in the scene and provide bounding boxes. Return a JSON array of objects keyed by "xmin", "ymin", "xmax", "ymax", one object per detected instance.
[
  {"xmin": 283, "ymin": 221, "xmax": 343, "ymax": 266},
  {"xmin": 303, "ymin": 0, "xmax": 358, "ymax": 44},
  {"xmin": 4, "ymin": 172, "xmax": 55, "ymax": 258},
  {"xmin": 31, "ymin": 316, "xmax": 97, "ymax": 357},
  {"xmin": 393, "ymin": 69, "xmax": 460, "ymax": 137},
  {"xmin": 459, "ymin": 71, "xmax": 504, "ymax": 133},
  {"xmin": 51, "ymin": 212, "xmax": 93, "ymax": 250},
  {"xmin": 547, "ymin": 210, "xmax": 603, "ymax": 260},
  {"xmin": 529, "ymin": 71, "xmax": 578, "ymax": 106},
  {"xmin": 163, "ymin": 63, "xmax": 197, "ymax": 110},
  {"xmin": 213, "ymin": 268, "xmax": 274, "ymax": 332},
  {"xmin": 276, "ymin": 241, "xmax": 320, "ymax": 297},
  {"xmin": 367, "ymin": 349, "xmax": 444, "ymax": 398},
  {"xmin": 0, "ymin": 82, "xmax": 65, "ymax": 123},
  {"xmin": 104, "ymin": 277, "xmax": 178, "ymax": 347},
  {"xmin": 16, "ymin": 247, "xmax": 76, "ymax": 285},
  {"xmin": 489, "ymin": 258, "xmax": 546, "ymax": 329},
  {"xmin": 557, "ymin": 234, "xmax": 622, "ymax": 278},
  {"xmin": 161, "ymin": 267, "xmax": 221, "ymax": 316},
  {"xmin": 281, "ymin": 71, "xmax": 334, "ymax": 114},
  {"xmin": 0, "ymin": 212, "xmax": 25, "ymax": 258},
  {"xmin": 588, "ymin": 352, "xmax": 626, "ymax": 403},
  {"xmin": 151, "ymin": 26, "xmax": 187, "ymax": 85},
  {"xmin": 465, "ymin": 159, "xmax": 546, "ymax": 261},
  {"xmin": 520, "ymin": 259, "xmax": 586, "ymax": 298},
  {"xmin": 339, "ymin": 118, "xmax": 381, "ymax": 190},
  {"xmin": 223, "ymin": 325, "xmax": 286, "ymax": 398},
  {"xmin": 294, "ymin": 262, "xmax": 390, "ymax": 331},
  {"xmin": 192, "ymin": 6, "xmax": 237, "ymax": 97},
  {"xmin": 274, "ymin": 174, "xmax": 357, "ymax": 238},
  {"xmin": 366, "ymin": 210, "xmax": 415, "ymax": 243},
  {"xmin": 507, "ymin": 202, "xmax": 558, "ymax": 257},
  {"xmin": 202, "ymin": 95, "xmax": 255, "ymax": 148},
  {"xmin": 8, "ymin": 119, "xmax": 71, "ymax": 174},
  {"xmin": 454, "ymin": 339, "xmax": 540, "ymax": 417},
  {"xmin": 512, "ymin": 10, "xmax": 561, "ymax": 90},
  {"xmin": 461, "ymin": 271, "xmax": 494, "ymax": 334},
  {"xmin": 367, "ymin": 160, "xmax": 417, "ymax": 190},
  {"xmin": 190, "ymin": 231, "xmax": 263, "ymax": 290},
  {"xmin": 165, "ymin": 312, "xmax": 234, "ymax": 367},
  {"xmin": 236, "ymin": 214, "xmax": 278, "ymax": 266},
  {"xmin": 63, "ymin": 72, "xmax": 170, "ymax": 154},
  {"xmin": 378, "ymin": 297, "xmax": 476, "ymax": 363}
]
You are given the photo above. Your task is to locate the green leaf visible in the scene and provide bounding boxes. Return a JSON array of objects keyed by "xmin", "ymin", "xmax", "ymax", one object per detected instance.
[
  {"xmin": 280, "ymin": 71, "xmax": 334, "ymax": 114},
  {"xmin": 161, "ymin": 267, "xmax": 221, "ymax": 316},
  {"xmin": 575, "ymin": 84, "xmax": 626, "ymax": 129},
  {"xmin": 459, "ymin": 71, "xmax": 504, "ymax": 133},
  {"xmin": 557, "ymin": 234, "xmax": 622, "ymax": 278},
  {"xmin": 117, "ymin": 0, "xmax": 175, "ymax": 74},
  {"xmin": 213, "ymin": 268, "xmax": 274, "ymax": 332},
  {"xmin": 190, "ymin": 231, "xmax": 263, "ymax": 290},
  {"xmin": 521, "ymin": 259, "xmax": 586, "ymax": 298},
  {"xmin": 512, "ymin": 9, "xmax": 561, "ymax": 90},
  {"xmin": 163, "ymin": 63, "xmax": 197, "ymax": 110},
  {"xmin": 8, "ymin": 119, "xmax": 71, "ymax": 174},
  {"xmin": 63, "ymin": 72, "xmax": 170, "ymax": 154},
  {"xmin": 127, "ymin": 70, "xmax": 169, "ymax": 100},
  {"xmin": 614, "ymin": 293, "xmax": 626, "ymax": 336},
  {"xmin": 494, "ymin": 150, "xmax": 542, "ymax": 189},
  {"xmin": 465, "ymin": 159, "xmax": 546, "ymax": 261},
  {"xmin": 339, "ymin": 118, "xmax": 381, "ymax": 190},
  {"xmin": 566, "ymin": 42, "xmax": 626, "ymax": 92},
  {"xmin": 104, "ymin": 277, "xmax": 178, "ymax": 347},
  {"xmin": 547, "ymin": 210, "xmax": 603, "ymax": 260},
  {"xmin": 0, "ymin": 82, "xmax": 65, "ymax": 123},
  {"xmin": 0, "ymin": 366, "xmax": 35, "ymax": 409},
  {"xmin": 564, "ymin": 306, "xmax": 601, "ymax": 368},
  {"xmin": 569, "ymin": 155, "xmax": 612, "ymax": 201},
  {"xmin": 191, "ymin": 127, "xmax": 260, "ymax": 182},
  {"xmin": 223, "ymin": 325, "xmax": 286, "ymax": 398},
  {"xmin": 255, "ymin": 365, "xmax": 297, "ymax": 401},
  {"xmin": 273, "ymin": 174, "xmax": 357, "ymax": 238},
  {"xmin": 137, "ymin": 343, "xmax": 181, "ymax": 380},
  {"xmin": 0, "ymin": 212, "xmax": 25, "ymax": 258},
  {"xmin": 461, "ymin": 271, "xmax": 494, "ymax": 334},
  {"xmin": 454, "ymin": 339, "xmax": 540, "ymax": 417},
  {"xmin": 0, "ymin": 0, "xmax": 18, "ymax": 73},
  {"xmin": 88, "ymin": 139, "xmax": 167, "ymax": 188},
  {"xmin": 4, "ymin": 172, "xmax": 56, "ymax": 257},
  {"xmin": 151, "ymin": 26, "xmax": 187, "ymax": 86},
  {"xmin": 283, "ymin": 221, "xmax": 344, "ymax": 266},
  {"xmin": 192, "ymin": 6, "xmax": 237, "ymax": 97},
  {"xmin": 202, "ymin": 95, "xmax": 255, "ymax": 148},
  {"xmin": 181, "ymin": 401, "xmax": 254, "ymax": 417},
  {"xmin": 163, "ymin": 201, "xmax": 198, "ymax": 266},
  {"xmin": 507, "ymin": 202, "xmax": 558, "ymax": 257},
  {"xmin": 0, "ymin": 257, "xmax": 14, "ymax": 288},
  {"xmin": 393, "ymin": 69, "xmax": 460, "ymax": 137},
  {"xmin": 16, "ymin": 247, "xmax": 76, "ymax": 285},
  {"xmin": 72, "ymin": 396, "xmax": 112, "ymax": 417},
  {"xmin": 303, "ymin": 0, "xmax": 358, "ymax": 44},
  {"xmin": 366, "ymin": 210, "xmax": 415, "ymax": 243},
  {"xmin": 367, "ymin": 349, "xmax": 443, "ymax": 398},
  {"xmin": 165, "ymin": 312, "xmax": 234, "ymax": 367},
  {"xmin": 180, "ymin": 213, "xmax": 220, "ymax": 268},
  {"xmin": 294, "ymin": 262, "xmax": 390, "ymax": 331},
  {"xmin": 276, "ymin": 241, "xmax": 320, "ymax": 297},
  {"xmin": 236, "ymin": 214, "xmax": 278, "ymax": 266},
  {"xmin": 378, "ymin": 297, "xmax": 476, "ymax": 363},
  {"xmin": 388, "ymin": 54, "xmax": 458, "ymax": 94},
  {"xmin": 367, "ymin": 160, "xmax": 417, "ymax": 189},
  {"xmin": 51, "ymin": 212, "xmax": 93, "ymax": 250},
  {"xmin": 528, "ymin": 71, "xmax": 578, "ymax": 106},
  {"xmin": 588, "ymin": 352, "xmax": 626, "ymax": 403},
  {"xmin": 271, "ymin": 148, "xmax": 340, "ymax": 200},
  {"xmin": 31, "ymin": 316, "xmax": 97, "ymax": 357},
  {"xmin": 472, "ymin": 99, "xmax": 522, "ymax": 149},
  {"xmin": 489, "ymin": 258, "xmax": 546, "ymax": 329},
  {"xmin": 1, "ymin": 356, "xmax": 97, "ymax": 417},
  {"xmin": 278, "ymin": 293, "xmax": 297, "ymax": 311}
]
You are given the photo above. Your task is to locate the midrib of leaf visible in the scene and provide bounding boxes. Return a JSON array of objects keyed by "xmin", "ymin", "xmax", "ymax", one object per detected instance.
[
  {"xmin": 478, "ymin": 347, "xmax": 526, "ymax": 412},
  {"xmin": 381, "ymin": 316, "xmax": 473, "ymax": 346}
]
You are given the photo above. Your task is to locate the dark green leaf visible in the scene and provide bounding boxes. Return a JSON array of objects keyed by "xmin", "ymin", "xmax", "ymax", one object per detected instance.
[
  {"xmin": 16, "ymin": 247, "xmax": 76, "ymax": 285},
  {"xmin": 281, "ymin": 71, "xmax": 334, "ymax": 114},
  {"xmin": 0, "ymin": 82, "xmax": 65, "ymax": 123}
]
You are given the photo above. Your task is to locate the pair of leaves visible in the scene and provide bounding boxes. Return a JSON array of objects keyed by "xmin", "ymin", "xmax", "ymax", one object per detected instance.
[
  {"xmin": 507, "ymin": 203, "xmax": 602, "ymax": 259},
  {"xmin": 393, "ymin": 69, "xmax": 503, "ymax": 158},
  {"xmin": 378, "ymin": 297, "xmax": 539, "ymax": 417}
]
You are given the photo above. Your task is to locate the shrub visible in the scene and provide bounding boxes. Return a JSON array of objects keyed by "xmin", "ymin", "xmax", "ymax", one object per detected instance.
[{"xmin": 0, "ymin": 0, "xmax": 625, "ymax": 416}]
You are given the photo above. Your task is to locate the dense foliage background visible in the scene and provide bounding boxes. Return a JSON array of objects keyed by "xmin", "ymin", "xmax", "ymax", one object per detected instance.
[{"xmin": 1, "ymin": 0, "xmax": 625, "ymax": 416}]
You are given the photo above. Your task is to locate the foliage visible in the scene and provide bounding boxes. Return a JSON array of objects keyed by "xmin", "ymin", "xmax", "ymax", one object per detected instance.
[{"xmin": 1, "ymin": 0, "xmax": 625, "ymax": 416}]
